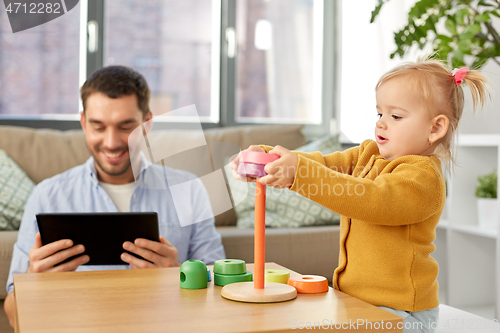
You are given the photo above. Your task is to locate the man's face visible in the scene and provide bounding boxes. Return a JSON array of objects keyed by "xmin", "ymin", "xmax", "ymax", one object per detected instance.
[{"xmin": 80, "ymin": 92, "xmax": 152, "ymax": 184}]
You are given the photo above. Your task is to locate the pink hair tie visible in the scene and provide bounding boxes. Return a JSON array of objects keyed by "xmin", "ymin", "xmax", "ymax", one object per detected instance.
[{"xmin": 452, "ymin": 67, "xmax": 469, "ymax": 85}]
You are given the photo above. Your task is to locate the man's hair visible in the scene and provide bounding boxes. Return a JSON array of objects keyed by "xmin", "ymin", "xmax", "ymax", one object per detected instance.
[{"xmin": 80, "ymin": 66, "xmax": 151, "ymax": 118}]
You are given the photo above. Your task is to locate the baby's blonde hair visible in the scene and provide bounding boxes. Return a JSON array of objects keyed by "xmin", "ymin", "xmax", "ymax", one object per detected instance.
[{"xmin": 375, "ymin": 57, "xmax": 490, "ymax": 172}]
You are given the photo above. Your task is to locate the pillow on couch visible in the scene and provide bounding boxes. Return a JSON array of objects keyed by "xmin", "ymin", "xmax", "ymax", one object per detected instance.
[
  {"xmin": 224, "ymin": 135, "xmax": 342, "ymax": 228},
  {"xmin": 0, "ymin": 150, "xmax": 35, "ymax": 230}
]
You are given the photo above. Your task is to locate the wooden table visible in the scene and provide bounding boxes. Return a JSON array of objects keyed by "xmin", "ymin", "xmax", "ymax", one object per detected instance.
[{"xmin": 13, "ymin": 263, "xmax": 402, "ymax": 332}]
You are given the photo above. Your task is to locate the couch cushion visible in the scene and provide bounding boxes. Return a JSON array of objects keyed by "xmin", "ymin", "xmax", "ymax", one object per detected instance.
[
  {"xmin": 0, "ymin": 231, "xmax": 18, "ymax": 299},
  {"xmin": 0, "ymin": 151, "xmax": 35, "ymax": 230},
  {"xmin": 0, "ymin": 127, "xmax": 89, "ymax": 184}
]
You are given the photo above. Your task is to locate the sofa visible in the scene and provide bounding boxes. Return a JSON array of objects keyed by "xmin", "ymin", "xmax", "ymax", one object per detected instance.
[{"xmin": 0, "ymin": 124, "xmax": 341, "ymax": 304}]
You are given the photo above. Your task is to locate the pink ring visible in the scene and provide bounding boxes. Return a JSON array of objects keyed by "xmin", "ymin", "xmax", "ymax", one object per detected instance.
[
  {"xmin": 241, "ymin": 151, "xmax": 279, "ymax": 165},
  {"xmin": 237, "ymin": 162, "xmax": 267, "ymax": 178}
]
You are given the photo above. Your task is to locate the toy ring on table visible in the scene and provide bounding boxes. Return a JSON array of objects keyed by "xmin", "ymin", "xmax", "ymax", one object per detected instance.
[
  {"xmin": 265, "ymin": 269, "xmax": 290, "ymax": 284},
  {"xmin": 240, "ymin": 150, "xmax": 280, "ymax": 165},
  {"xmin": 287, "ymin": 275, "xmax": 329, "ymax": 294},
  {"xmin": 214, "ymin": 271, "xmax": 253, "ymax": 287},
  {"xmin": 213, "ymin": 259, "xmax": 247, "ymax": 275}
]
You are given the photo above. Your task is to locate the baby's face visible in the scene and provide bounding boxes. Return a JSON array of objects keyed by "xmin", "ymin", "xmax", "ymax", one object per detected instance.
[{"xmin": 375, "ymin": 77, "xmax": 435, "ymax": 160}]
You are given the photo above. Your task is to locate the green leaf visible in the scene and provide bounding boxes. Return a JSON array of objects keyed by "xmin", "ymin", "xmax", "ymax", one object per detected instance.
[
  {"xmin": 452, "ymin": 49, "xmax": 466, "ymax": 68},
  {"xmin": 371, "ymin": 0, "xmax": 387, "ymax": 23},
  {"xmin": 437, "ymin": 43, "xmax": 453, "ymax": 54},
  {"xmin": 474, "ymin": 13, "xmax": 491, "ymax": 23},
  {"xmin": 436, "ymin": 34, "xmax": 454, "ymax": 43},
  {"xmin": 455, "ymin": 8, "xmax": 471, "ymax": 26},
  {"xmin": 409, "ymin": 0, "xmax": 440, "ymax": 19},
  {"xmin": 445, "ymin": 17, "xmax": 457, "ymax": 35},
  {"xmin": 490, "ymin": 11, "xmax": 500, "ymax": 18},
  {"xmin": 465, "ymin": 23, "xmax": 482, "ymax": 36},
  {"xmin": 460, "ymin": 23, "xmax": 482, "ymax": 40},
  {"xmin": 476, "ymin": 47, "xmax": 496, "ymax": 58},
  {"xmin": 478, "ymin": 1, "xmax": 497, "ymax": 7},
  {"xmin": 457, "ymin": 39, "xmax": 472, "ymax": 54}
]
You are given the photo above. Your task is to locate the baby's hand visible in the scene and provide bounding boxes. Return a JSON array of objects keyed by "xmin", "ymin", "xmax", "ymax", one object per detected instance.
[
  {"xmin": 229, "ymin": 145, "xmax": 265, "ymax": 183},
  {"xmin": 258, "ymin": 146, "xmax": 298, "ymax": 189}
]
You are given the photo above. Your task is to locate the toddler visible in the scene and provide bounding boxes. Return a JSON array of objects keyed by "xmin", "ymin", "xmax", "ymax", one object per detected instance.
[{"xmin": 230, "ymin": 58, "xmax": 489, "ymax": 333}]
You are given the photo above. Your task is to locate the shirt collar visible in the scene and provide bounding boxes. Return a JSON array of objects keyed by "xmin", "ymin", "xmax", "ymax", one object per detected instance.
[{"xmin": 85, "ymin": 152, "xmax": 152, "ymax": 186}]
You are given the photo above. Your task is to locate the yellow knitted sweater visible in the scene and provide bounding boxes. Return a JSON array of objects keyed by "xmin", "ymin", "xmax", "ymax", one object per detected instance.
[{"xmin": 262, "ymin": 140, "xmax": 444, "ymax": 312}]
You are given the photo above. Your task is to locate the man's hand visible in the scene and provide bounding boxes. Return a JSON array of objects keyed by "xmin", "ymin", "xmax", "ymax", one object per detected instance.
[
  {"xmin": 121, "ymin": 236, "xmax": 181, "ymax": 268},
  {"xmin": 27, "ymin": 233, "xmax": 89, "ymax": 273},
  {"xmin": 258, "ymin": 145, "xmax": 299, "ymax": 189},
  {"xmin": 229, "ymin": 145, "xmax": 266, "ymax": 183}
]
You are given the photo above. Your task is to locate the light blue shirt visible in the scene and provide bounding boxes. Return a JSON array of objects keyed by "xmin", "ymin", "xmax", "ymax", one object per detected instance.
[{"xmin": 7, "ymin": 155, "xmax": 226, "ymax": 294}]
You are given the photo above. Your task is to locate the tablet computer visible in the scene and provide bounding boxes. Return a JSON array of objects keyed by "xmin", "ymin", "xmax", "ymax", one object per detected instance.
[{"xmin": 36, "ymin": 212, "xmax": 160, "ymax": 266}]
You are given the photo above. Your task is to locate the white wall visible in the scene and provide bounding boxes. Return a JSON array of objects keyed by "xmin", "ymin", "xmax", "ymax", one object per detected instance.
[
  {"xmin": 340, "ymin": 1, "xmax": 500, "ymax": 142},
  {"xmin": 459, "ymin": 55, "xmax": 500, "ymax": 135},
  {"xmin": 339, "ymin": 0, "xmax": 418, "ymax": 143}
]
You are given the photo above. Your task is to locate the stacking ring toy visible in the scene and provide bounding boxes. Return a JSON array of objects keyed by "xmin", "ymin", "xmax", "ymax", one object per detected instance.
[
  {"xmin": 222, "ymin": 150, "xmax": 296, "ymax": 304},
  {"xmin": 237, "ymin": 151, "xmax": 280, "ymax": 178},
  {"xmin": 287, "ymin": 275, "xmax": 329, "ymax": 294}
]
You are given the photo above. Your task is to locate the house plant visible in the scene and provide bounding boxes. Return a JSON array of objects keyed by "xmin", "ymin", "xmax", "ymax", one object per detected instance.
[
  {"xmin": 371, "ymin": 0, "xmax": 500, "ymax": 68},
  {"xmin": 475, "ymin": 170, "xmax": 498, "ymax": 229}
]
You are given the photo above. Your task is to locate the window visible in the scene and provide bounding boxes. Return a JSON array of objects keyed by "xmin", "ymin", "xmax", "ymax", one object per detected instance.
[
  {"xmin": 0, "ymin": 1, "xmax": 80, "ymax": 118},
  {"xmin": 234, "ymin": 0, "xmax": 323, "ymax": 124},
  {"xmin": 104, "ymin": 0, "xmax": 220, "ymax": 122},
  {"xmin": 0, "ymin": 0, "xmax": 336, "ymax": 136}
]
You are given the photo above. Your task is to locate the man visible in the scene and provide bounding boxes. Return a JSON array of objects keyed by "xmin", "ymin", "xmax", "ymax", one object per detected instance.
[{"xmin": 4, "ymin": 66, "xmax": 225, "ymax": 326}]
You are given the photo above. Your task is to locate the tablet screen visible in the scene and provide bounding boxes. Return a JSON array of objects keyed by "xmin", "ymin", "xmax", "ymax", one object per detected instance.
[{"xmin": 36, "ymin": 212, "xmax": 159, "ymax": 265}]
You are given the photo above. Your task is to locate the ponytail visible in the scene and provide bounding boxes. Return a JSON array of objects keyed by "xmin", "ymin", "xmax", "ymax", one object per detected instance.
[{"xmin": 460, "ymin": 70, "xmax": 490, "ymax": 114}]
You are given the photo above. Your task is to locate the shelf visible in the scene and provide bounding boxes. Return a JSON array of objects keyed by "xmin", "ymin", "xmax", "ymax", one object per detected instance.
[
  {"xmin": 438, "ymin": 135, "xmax": 500, "ymax": 319},
  {"xmin": 437, "ymin": 219, "xmax": 449, "ymax": 228},
  {"xmin": 450, "ymin": 224, "xmax": 497, "ymax": 239},
  {"xmin": 459, "ymin": 304, "xmax": 496, "ymax": 321},
  {"xmin": 458, "ymin": 134, "xmax": 500, "ymax": 146},
  {"xmin": 438, "ymin": 290, "xmax": 496, "ymax": 320},
  {"xmin": 437, "ymin": 220, "xmax": 497, "ymax": 238}
]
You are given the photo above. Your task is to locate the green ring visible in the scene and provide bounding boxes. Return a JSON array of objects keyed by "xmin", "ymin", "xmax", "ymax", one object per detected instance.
[
  {"xmin": 213, "ymin": 259, "xmax": 246, "ymax": 275},
  {"xmin": 214, "ymin": 271, "xmax": 253, "ymax": 286}
]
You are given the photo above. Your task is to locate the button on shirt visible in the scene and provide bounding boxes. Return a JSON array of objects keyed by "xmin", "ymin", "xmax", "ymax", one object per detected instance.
[{"xmin": 7, "ymin": 155, "xmax": 226, "ymax": 294}]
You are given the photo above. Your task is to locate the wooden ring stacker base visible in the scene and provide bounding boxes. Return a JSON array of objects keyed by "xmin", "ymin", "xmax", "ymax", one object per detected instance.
[{"xmin": 221, "ymin": 181, "xmax": 297, "ymax": 303}]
